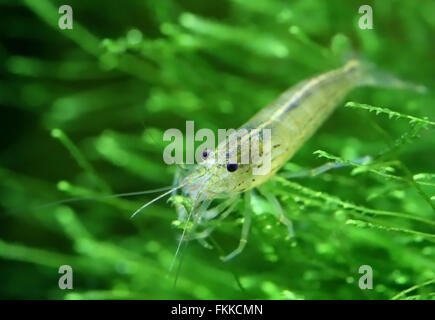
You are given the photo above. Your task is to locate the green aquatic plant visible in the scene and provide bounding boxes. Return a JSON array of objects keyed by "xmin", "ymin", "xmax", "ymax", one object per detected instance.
[{"xmin": 0, "ymin": 0, "xmax": 434, "ymax": 299}]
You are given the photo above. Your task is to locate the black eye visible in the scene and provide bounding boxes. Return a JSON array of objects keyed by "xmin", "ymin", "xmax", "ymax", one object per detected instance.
[
  {"xmin": 226, "ymin": 163, "xmax": 238, "ymax": 172},
  {"xmin": 202, "ymin": 150, "xmax": 210, "ymax": 159}
]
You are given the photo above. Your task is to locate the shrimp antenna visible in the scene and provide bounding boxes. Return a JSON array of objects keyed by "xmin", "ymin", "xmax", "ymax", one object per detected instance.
[
  {"xmin": 130, "ymin": 183, "xmax": 186, "ymax": 219},
  {"xmin": 35, "ymin": 186, "xmax": 174, "ymax": 209},
  {"xmin": 129, "ymin": 172, "xmax": 203, "ymax": 219},
  {"xmin": 169, "ymin": 195, "xmax": 211, "ymax": 287},
  {"xmin": 168, "ymin": 204, "xmax": 195, "ymax": 286},
  {"xmin": 169, "ymin": 203, "xmax": 195, "ymax": 274}
]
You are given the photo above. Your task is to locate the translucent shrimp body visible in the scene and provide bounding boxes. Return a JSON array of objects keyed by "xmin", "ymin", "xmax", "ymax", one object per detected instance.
[
  {"xmin": 165, "ymin": 59, "xmax": 424, "ymax": 265},
  {"xmin": 181, "ymin": 60, "xmax": 402, "ymax": 201}
]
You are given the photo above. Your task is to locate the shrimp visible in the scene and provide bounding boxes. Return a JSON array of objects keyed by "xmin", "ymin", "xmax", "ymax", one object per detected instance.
[{"xmin": 134, "ymin": 59, "xmax": 424, "ymax": 266}]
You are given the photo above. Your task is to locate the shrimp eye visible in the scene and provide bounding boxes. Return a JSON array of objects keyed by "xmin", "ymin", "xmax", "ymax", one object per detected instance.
[
  {"xmin": 226, "ymin": 163, "xmax": 238, "ymax": 172},
  {"xmin": 202, "ymin": 149, "xmax": 210, "ymax": 159}
]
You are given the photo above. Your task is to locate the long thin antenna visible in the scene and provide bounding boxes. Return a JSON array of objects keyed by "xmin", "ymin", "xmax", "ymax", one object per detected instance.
[
  {"xmin": 169, "ymin": 202, "xmax": 196, "ymax": 273},
  {"xmin": 172, "ymin": 231, "xmax": 189, "ymax": 289},
  {"xmin": 169, "ymin": 198, "xmax": 211, "ymax": 287},
  {"xmin": 130, "ymin": 184, "xmax": 185, "ymax": 219},
  {"xmin": 35, "ymin": 186, "xmax": 174, "ymax": 209}
]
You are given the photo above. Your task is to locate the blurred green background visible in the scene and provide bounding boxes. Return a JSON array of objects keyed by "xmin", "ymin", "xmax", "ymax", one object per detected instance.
[{"xmin": 0, "ymin": 0, "xmax": 434, "ymax": 299}]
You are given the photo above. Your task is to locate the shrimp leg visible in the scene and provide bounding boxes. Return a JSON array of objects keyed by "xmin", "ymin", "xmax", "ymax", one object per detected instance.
[
  {"xmin": 184, "ymin": 196, "xmax": 240, "ymax": 247},
  {"xmin": 220, "ymin": 192, "xmax": 252, "ymax": 262},
  {"xmin": 202, "ymin": 196, "xmax": 240, "ymax": 221},
  {"xmin": 257, "ymin": 187, "xmax": 295, "ymax": 239},
  {"xmin": 197, "ymin": 196, "xmax": 241, "ymax": 249},
  {"xmin": 282, "ymin": 155, "xmax": 372, "ymax": 179}
]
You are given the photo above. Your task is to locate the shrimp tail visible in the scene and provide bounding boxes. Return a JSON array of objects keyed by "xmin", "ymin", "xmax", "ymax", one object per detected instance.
[{"xmin": 344, "ymin": 59, "xmax": 427, "ymax": 93}]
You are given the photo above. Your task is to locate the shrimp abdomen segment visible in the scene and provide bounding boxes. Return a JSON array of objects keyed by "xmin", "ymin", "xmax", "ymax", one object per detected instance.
[{"xmin": 242, "ymin": 62, "xmax": 360, "ymax": 184}]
